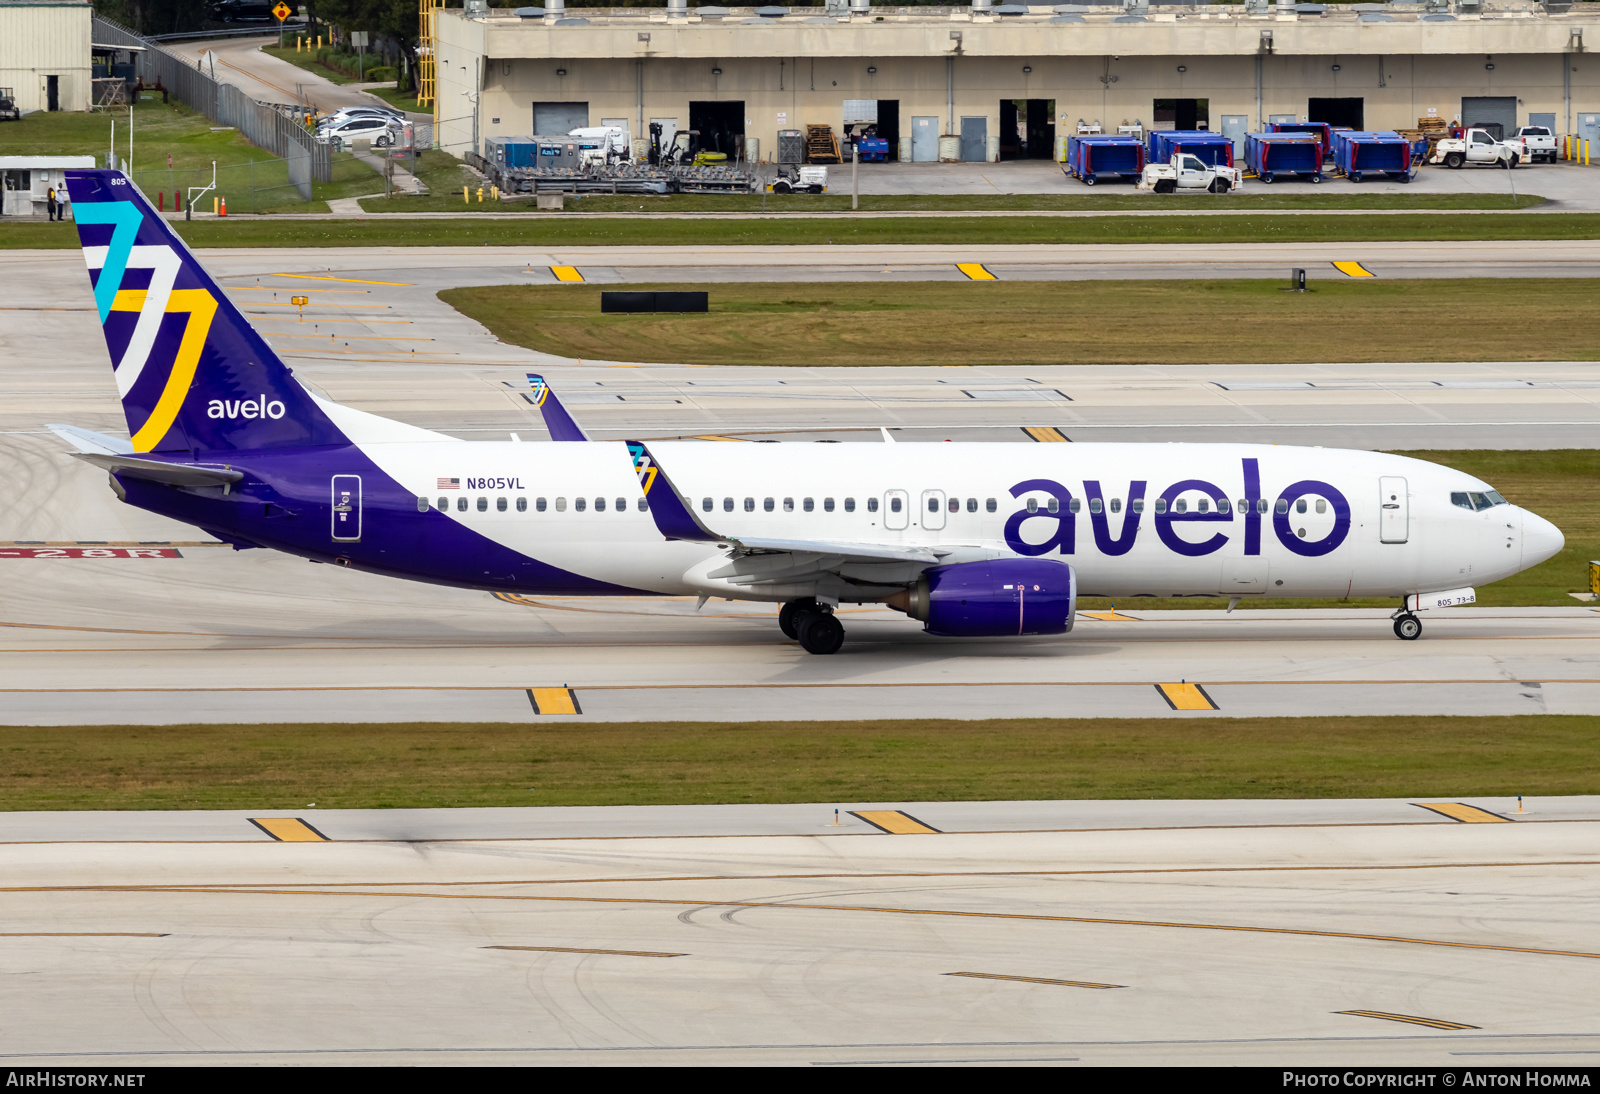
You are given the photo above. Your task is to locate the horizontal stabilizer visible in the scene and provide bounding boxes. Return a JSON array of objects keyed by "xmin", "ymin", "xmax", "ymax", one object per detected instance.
[
  {"xmin": 72, "ymin": 451, "xmax": 244, "ymax": 487},
  {"xmin": 47, "ymin": 423, "xmax": 134, "ymax": 456}
]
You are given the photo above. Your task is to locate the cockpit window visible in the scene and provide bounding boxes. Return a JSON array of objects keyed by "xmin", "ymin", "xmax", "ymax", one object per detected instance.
[
  {"xmin": 1485, "ymin": 489, "xmax": 1507, "ymax": 506},
  {"xmin": 1451, "ymin": 490, "xmax": 1506, "ymax": 511}
]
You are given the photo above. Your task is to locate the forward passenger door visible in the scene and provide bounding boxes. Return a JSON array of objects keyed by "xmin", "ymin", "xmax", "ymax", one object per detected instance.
[{"xmin": 1379, "ymin": 476, "xmax": 1408, "ymax": 544}]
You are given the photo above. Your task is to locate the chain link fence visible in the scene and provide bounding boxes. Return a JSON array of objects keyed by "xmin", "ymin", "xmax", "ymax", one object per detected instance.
[{"xmin": 92, "ymin": 14, "xmax": 331, "ymax": 200}]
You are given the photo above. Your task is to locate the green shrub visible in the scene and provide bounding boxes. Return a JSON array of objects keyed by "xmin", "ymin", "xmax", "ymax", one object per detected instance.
[{"xmin": 365, "ymin": 66, "xmax": 397, "ymax": 83}]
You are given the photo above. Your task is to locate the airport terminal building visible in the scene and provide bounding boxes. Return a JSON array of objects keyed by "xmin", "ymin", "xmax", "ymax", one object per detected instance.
[{"xmin": 433, "ymin": 0, "xmax": 1600, "ymax": 161}]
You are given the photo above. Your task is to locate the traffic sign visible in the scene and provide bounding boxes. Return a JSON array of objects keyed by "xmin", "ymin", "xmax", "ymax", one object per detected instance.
[{"xmin": 272, "ymin": 2, "xmax": 291, "ymax": 21}]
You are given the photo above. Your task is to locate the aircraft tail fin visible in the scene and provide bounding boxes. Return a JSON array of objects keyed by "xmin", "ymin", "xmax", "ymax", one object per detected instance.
[
  {"xmin": 526, "ymin": 374, "xmax": 589, "ymax": 441},
  {"xmin": 62, "ymin": 169, "xmax": 347, "ymax": 455}
]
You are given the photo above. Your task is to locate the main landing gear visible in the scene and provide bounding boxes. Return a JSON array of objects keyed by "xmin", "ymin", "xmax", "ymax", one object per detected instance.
[
  {"xmin": 1392, "ymin": 608, "xmax": 1422, "ymax": 641},
  {"xmin": 780, "ymin": 598, "xmax": 845, "ymax": 655}
]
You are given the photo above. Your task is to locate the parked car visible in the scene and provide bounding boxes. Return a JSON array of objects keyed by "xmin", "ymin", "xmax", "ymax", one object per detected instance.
[
  {"xmin": 1427, "ymin": 128, "xmax": 1525, "ymax": 169},
  {"xmin": 1139, "ymin": 152, "xmax": 1244, "ymax": 194},
  {"xmin": 317, "ymin": 106, "xmax": 403, "ymax": 129},
  {"xmin": 1510, "ymin": 125, "xmax": 1559, "ymax": 164},
  {"xmin": 314, "ymin": 115, "xmax": 399, "ymax": 147}
]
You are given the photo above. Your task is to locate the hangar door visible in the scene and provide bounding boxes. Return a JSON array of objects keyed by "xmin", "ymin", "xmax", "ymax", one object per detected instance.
[
  {"xmin": 532, "ymin": 102, "xmax": 588, "ymax": 135},
  {"xmin": 1461, "ymin": 96, "xmax": 1517, "ymax": 141},
  {"xmin": 689, "ymin": 101, "xmax": 745, "ymax": 158},
  {"xmin": 1308, "ymin": 98, "xmax": 1363, "ymax": 130}
]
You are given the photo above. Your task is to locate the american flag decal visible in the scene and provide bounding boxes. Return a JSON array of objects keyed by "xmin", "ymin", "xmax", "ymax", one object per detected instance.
[{"xmin": 437, "ymin": 477, "xmax": 459, "ymax": 490}]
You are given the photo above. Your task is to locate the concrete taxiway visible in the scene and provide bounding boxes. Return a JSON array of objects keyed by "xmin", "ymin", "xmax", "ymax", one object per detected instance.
[{"xmin": 0, "ymin": 796, "xmax": 1595, "ymax": 1065}]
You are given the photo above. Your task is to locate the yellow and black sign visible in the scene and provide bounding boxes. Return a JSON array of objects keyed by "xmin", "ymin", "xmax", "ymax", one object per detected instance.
[{"xmin": 272, "ymin": 2, "xmax": 292, "ymax": 21}]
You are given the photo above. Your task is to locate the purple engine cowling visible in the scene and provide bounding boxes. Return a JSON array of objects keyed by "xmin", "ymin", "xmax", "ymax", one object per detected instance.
[{"xmin": 905, "ymin": 558, "xmax": 1077, "ymax": 637}]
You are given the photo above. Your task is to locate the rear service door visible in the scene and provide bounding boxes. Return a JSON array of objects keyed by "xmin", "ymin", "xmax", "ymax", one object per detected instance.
[
  {"xmin": 884, "ymin": 489, "xmax": 910, "ymax": 531},
  {"xmin": 921, "ymin": 489, "xmax": 946, "ymax": 531},
  {"xmin": 332, "ymin": 475, "xmax": 362, "ymax": 542},
  {"xmin": 1379, "ymin": 476, "xmax": 1408, "ymax": 544}
]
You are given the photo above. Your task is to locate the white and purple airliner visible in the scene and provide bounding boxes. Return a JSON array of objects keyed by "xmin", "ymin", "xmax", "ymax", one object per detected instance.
[{"xmin": 51, "ymin": 170, "xmax": 1564, "ymax": 654}]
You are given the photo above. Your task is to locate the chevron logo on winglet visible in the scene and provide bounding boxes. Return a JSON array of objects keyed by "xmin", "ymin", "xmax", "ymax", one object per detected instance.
[{"xmin": 625, "ymin": 440, "xmax": 720, "ymax": 543}]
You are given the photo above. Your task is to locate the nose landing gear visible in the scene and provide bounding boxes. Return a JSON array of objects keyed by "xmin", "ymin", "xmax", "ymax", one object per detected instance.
[
  {"xmin": 1392, "ymin": 610, "xmax": 1422, "ymax": 640},
  {"xmin": 780, "ymin": 598, "xmax": 845, "ymax": 655}
]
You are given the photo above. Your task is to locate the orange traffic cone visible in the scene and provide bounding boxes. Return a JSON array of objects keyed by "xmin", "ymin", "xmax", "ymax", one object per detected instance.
[{"xmin": 219, "ymin": 196, "xmax": 228, "ymax": 217}]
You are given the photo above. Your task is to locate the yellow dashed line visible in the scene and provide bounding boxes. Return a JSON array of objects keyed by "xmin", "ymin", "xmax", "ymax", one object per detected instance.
[
  {"xmin": 271, "ymin": 273, "xmax": 413, "ymax": 286},
  {"xmin": 1338, "ymin": 1010, "xmax": 1479, "ymax": 1030},
  {"xmin": 1414, "ymin": 802, "xmax": 1511, "ymax": 824},
  {"xmin": 1156, "ymin": 682, "xmax": 1219, "ymax": 710},
  {"xmin": 527, "ymin": 687, "xmax": 581, "ymax": 715},
  {"xmin": 850, "ymin": 810, "xmax": 941, "ymax": 834},
  {"xmin": 957, "ymin": 262, "xmax": 997, "ymax": 280},
  {"xmin": 249, "ymin": 818, "xmax": 329, "ymax": 842},
  {"xmin": 551, "ymin": 266, "xmax": 585, "ymax": 283},
  {"xmin": 1333, "ymin": 261, "xmax": 1376, "ymax": 278}
]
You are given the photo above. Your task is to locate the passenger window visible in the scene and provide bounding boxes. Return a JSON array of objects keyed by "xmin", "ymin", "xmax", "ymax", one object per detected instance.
[
  {"xmin": 724, "ymin": 497, "xmax": 734, "ymax": 512},
  {"xmin": 1314, "ymin": 499, "xmax": 1326, "ymax": 514},
  {"xmin": 745, "ymin": 497, "xmax": 755, "ymax": 512},
  {"xmin": 966, "ymin": 498, "xmax": 977, "ymax": 513},
  {"xmin": 1070, "ymin": 498, "xmax": 1081, "ymax": 514},
  {"xmin": 891, "ymin": 497, "xmax": 903, "ymax": 513},
  {"xmin": 494, "ymin": 497, "xmax": 505, "ymax": 512},
  {"xmin": 1295, "ymin": 499, "xmax": 1307, "ymax": 515},
  {"xmin": 517, "ymin": 497, "xmax": 527, "ymax": 512},
  {"xmin": 417, "ymin": 497, "xmax": 428, "ymax": 512},
  {"xmin": 1275, "ymin": 499, "xmax": 1289, "ymax": 515},
  {"xmin": 948, "ymin": 498, "xmax": 958, "ymax": 513},
  {"xmin": 986, "ymin": 498, "xmax": 997, "ymax": 513},
  {"xmin": 595, "ymin": 497, "xmax": 607, "ymax": 512},
  {"xmin": 555, "ymin": 497, "xmax": 567, "ymax": 512},
  {"xmin": 1258, "ymin": 499, "xmax": 1269, "ymax": 514},
  {"xmin": 1089, "ymin": 498, "xmax": 1103, "ymax": 515},
  {"xmin": 1131, "ymin": 499, "xmax": 1144, "ymax": 513},
  {"xmin": 858, "ymin": 498, "xmax": 868, "ymax": 513},
  {"xmin": 537, "ymin": 497, "xmax": 547, "ymax": 512},
  {"xmin": 437, "ymin": 497, "xmax": 447, "ymax": 511},
  {"xmin": 1110, "ymin": 498, "xmax": 1121, "ymax": 514},
  {"xmin": 1236, "ymin": 498, "xmax": 1247, "ymax": 513},
  {"xmin": 456, "ymin": 497, "xmax": 468, "ymax": 512},
  {"xmin": 616, "ymin": 497, "xmax": 626, "ymax": 512},
  {"xmin": 1197, "ymin": 498, "xmax": 1208, "ymax": 513},
  {"xmin": 784, "ymin": 497, "xmax": 795, "ymax": 512},
  {"xmin": 702, "ymin": 497, "xmax": 713, "ymax": 512},
  {"xmin": 1217, "ymin": 499, "xmax": 1230, "ymax": 514},
  {"xmin": 824, "ymin": 497, "xmax": 835, "ymax": 512},
  {"xmin": 639, "ymin": 498, "xmax": 649, "ymax": 512},
  {"xmin": 477, "ymin": 497, "xmax": 488, "ymax": 512},
  {"xmin": 1154, "ymin": 499, "xmax": 1167, "ymax": 514},
  {"xmin": 764, "ymin": 497, "xmax": 775, "ymax": 512},
  {"xmin": 1026, "ymin": 498, "xmax": 1038, "ymax": 514},
  {"xmin": 575, "ymin": 497, "xmax": 586, "ymax": 512},
  {"xmin": 1047, "ymin": 498, "xmax": 1059, "ymax": 514},
  {"xmin": 803, "ymin": 497, "xmax": 814, "ymax": 512},
  {"xmin": 1175, "ymin": 499, "xmax": 1187, "ymax": 514}
]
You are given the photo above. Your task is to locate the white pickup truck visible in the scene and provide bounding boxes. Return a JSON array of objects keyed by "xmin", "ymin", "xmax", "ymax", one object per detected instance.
[
  {"xmin": 1509, "ymin": 125, "xmax": 1559, "ymax": 164},
  {"xmin": 1428, "ymin": 128, "xmax": 1526, "ymax": 169},
  {"xmin": 1138, "ymin": 152, "xmax": 1245, "ymax": 194}
]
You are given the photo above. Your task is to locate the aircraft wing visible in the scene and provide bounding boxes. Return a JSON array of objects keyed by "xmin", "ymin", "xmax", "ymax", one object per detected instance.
[{"xmin": 71, "ymin": 451, "xmax": 244, "ymax": 487}]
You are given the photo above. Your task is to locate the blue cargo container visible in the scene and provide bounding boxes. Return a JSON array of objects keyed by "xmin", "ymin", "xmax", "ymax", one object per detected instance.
[
  {"xmin": 1268, "ymin": 121, "xmax": 1333, "ymax": 161},
  {"xmin": 1244, "ymin": 133, "xmax": 1323, "ymax": 183},
  {"xmin": 485, "ymin": 136, "xmax": 539, "ymax": 169},
  {"xmin": 1064, "ymin": 134, "xmax": 1145, "ymax": 185},
  {"xmin": 1333, "ymin": 131, "xmax": 1412, "ymax": 182},
  {"xmin": 1147, "ymin": 130, "xmax": 1235, "ymax": 168}
]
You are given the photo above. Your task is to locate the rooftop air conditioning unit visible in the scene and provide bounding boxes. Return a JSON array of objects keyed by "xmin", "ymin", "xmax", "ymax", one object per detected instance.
[{"xmin": 465, "ymin": 0, "xmax": 488, "ymax": 15}]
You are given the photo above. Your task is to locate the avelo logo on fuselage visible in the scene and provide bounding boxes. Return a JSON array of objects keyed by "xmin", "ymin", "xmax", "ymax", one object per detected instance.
[
  {"xmin": 1003, "ymin": 457, "xmax": 1353, "ymax": 559},
  {"xmin": 207, "ymin": 395, "xmax": 287, "ymax": 420}
]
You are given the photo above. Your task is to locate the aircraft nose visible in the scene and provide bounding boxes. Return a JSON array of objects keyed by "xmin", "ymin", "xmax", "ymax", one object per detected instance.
[{"xmin": 1521, "ymin": 509, "xmax": 1565, "ymax": 569}]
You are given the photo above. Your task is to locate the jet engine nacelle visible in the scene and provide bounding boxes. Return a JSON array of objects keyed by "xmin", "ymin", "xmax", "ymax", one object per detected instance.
[{"xmin": 904, "ymin": 558, "xmax": 1077, "ymax": 637}]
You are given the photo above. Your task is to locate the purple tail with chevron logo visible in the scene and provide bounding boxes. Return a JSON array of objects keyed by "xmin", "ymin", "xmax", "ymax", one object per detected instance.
[{"xmin": 63, "ymin": 169, "xmax": 347, "ymax": 455}]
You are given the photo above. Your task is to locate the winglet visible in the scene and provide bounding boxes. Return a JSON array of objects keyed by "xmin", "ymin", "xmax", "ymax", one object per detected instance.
[
  {"xmin": 526, "ymin": 374, "xmax": 589, "ymax": 441},
  {"xmin": 626, "ymin": 440, "xmax": 721, "ymax": 543}
]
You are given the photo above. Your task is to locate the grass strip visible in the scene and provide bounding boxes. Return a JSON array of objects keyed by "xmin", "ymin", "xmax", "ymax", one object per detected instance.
[
  {"xmin": 5, "ymin": 212, "xmax": 1598, "ymax": 250},
  {"xmin": 439, "ymin": 278, "xmax": 1600, "ymax": 368},
  {"xmin": 2, "ymin": 715, "xmax": 1596, "ymax": 811}
]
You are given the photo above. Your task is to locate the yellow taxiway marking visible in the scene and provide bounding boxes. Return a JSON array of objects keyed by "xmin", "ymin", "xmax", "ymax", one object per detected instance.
[
  {"xmin": 948, "ymin": 971, "xmax": 1124, "ymax": 989},
  {"xmin": 1333, "ymin": 261, "xmax": 1376, "ymax": 278},
  {"xmin": 271, "ymin": 273, "xmax": 413, "ymax": 286},
  {"xmin": 527, "ymin": 687, "xmax": 581, "ymax": 715},
  {"xmin": 1156, "ymin": 682, "xmax": 1219, "ymax": 710},
  {"xmin": 484, "ymin": 945, "xmax": 684, "ymax": 957},
  {"xmin": 1079, "ymin": 611, "xmax": 1139, "ymax": 622},
  {"xmin": 1022, "ymin": 426, "xmax": 1071, "ymax": 443},
  {"xmin": 1414, "ymin": 802, "xmax": 1511, "ymax": 823},
  {"xmin": 1338, "ymin": 1010, "xmax": 1479, "ymax": 1031},
  {"xmin": 850, "ymin": 810, "xmax": 941, "ymax": 835},
  {"xmin": 551, "ymin": 266, "xmax": 585, "ymax": 283},
  {"xmin": 956, "ymin": 262, "xmax": 997, "ymax": 280},
  {"xmin": 249, "ymin": 818, "xmax": 329, "ymax": 842}
]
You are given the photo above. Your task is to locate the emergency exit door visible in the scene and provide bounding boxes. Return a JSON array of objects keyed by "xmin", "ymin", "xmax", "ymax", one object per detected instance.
[
  {"xmin": 921, "ymin": 489, "xmax": 946, "ymax": 530},
  {"xmin": 332, "ymin": 475, "xmax": 362, "ymax": 542},
  {"xmin": 884, "ymin": 489, "xmax": 910, "ymax": 530},
  {"xmin": 1379, "ymin": 476, "xmax": 1407, "ymax": 544}
]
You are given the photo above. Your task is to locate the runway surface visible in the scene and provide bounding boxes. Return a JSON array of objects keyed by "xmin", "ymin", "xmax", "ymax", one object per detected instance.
[
  {"xmin": 6, "ymin": 245, "xmax": 1600, "ymax": 453},
  {"xmin": 1, "ymin": 545, "xmax": 1596, "ymax": 724},
  {"xmin": 0, "ymin": 796, "xmax": 1595, "ymax": 1065}
]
